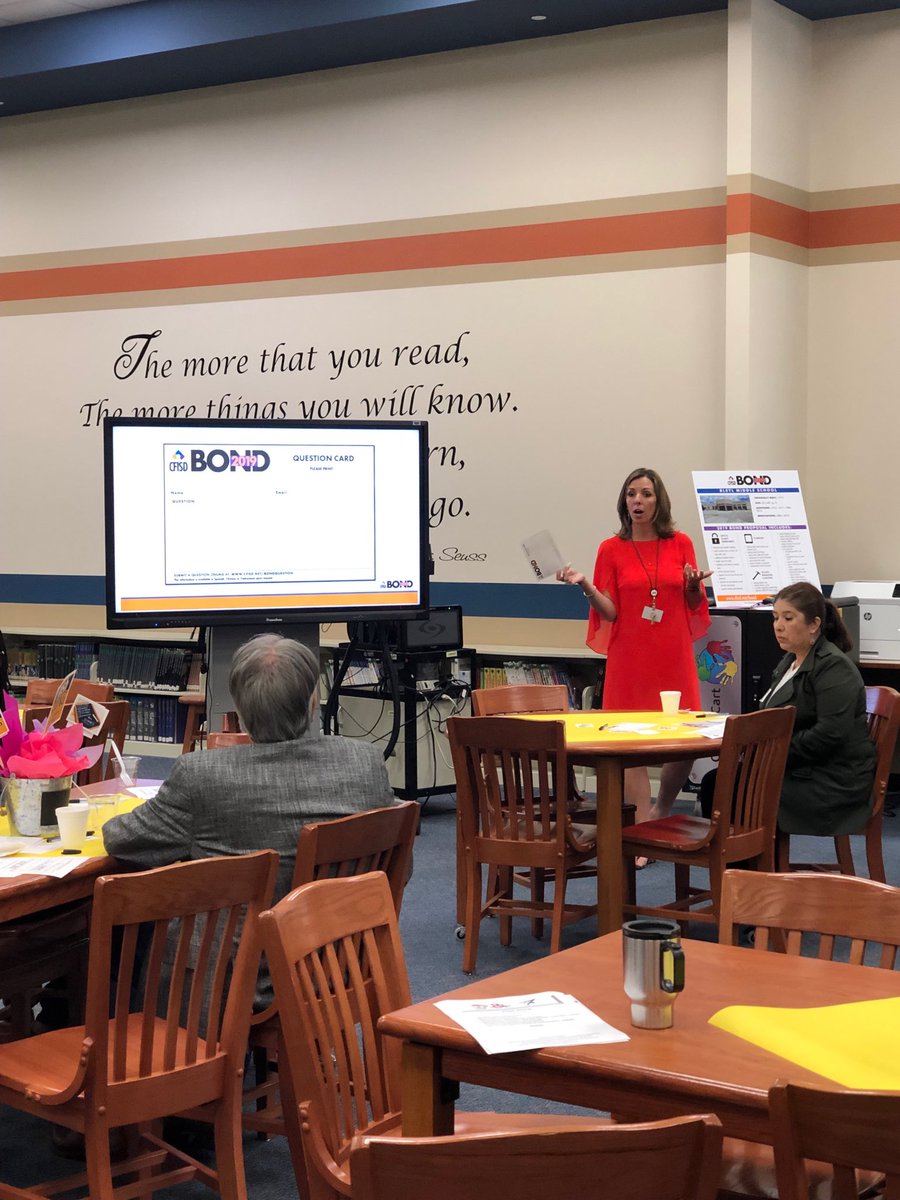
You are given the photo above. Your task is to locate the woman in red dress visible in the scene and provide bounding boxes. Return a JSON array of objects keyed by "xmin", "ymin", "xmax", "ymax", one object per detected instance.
[{"xmin": 558, "ymin": 468, "xmax": 712, "ymax": 830}]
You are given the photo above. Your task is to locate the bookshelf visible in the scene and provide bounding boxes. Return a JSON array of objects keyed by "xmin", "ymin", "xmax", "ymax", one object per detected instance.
[
  {"xmin": 4, "ymin": 627, "xmax": 203, "ymax": 759},
  {"xmin": 475, "ymin": 646, "xmax": 605, "ymax": 709}
]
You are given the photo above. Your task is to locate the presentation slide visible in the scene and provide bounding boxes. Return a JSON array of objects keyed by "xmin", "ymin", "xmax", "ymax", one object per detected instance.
[
  {"xmin": 107, "ymin": 421, "xmax": 426, "ymax": 618},
  {"xmin": 163, "ymin": 443, "xmax": 376, "ymax": 586}
]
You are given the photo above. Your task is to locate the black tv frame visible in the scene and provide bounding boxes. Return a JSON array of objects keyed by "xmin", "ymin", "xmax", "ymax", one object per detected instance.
[{"xmin": 103, "ymin": 416, "xmax": 431, "ymax": 630}]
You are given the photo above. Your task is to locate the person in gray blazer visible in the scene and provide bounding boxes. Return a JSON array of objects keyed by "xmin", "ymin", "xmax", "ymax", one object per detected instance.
[
  {"xmin": 104, "ymin": 633, "xmax": 396, "ymax": 1006},
  {"xmin": 760, "ymin": 581, "xmax": 875, "ymax": 836}
]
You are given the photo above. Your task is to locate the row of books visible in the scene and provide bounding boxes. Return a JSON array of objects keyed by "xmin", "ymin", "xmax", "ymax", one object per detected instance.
[
  {"xmin": 126, "ymin": 695, "xmax": 188, "ymax": 743},
  {"xmin": 478, "ymin": 661, "xmax": 577, "ymax": 705},
  {"xmin": 10, "ymin": 641, "xmax": 94, "ymax": 680},
  {"xmin": 97, "ymin": 643, "xmax": 194, "ymax": 691}
]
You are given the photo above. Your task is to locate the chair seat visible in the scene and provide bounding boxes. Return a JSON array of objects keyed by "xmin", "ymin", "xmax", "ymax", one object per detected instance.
[
  {"xmin": 622, "ymin": 814, "xmax": 716, "ymax": 852},
  {"xmin": 0, "ymin": 1015, "xmax": 223, "ymax": 1102},
  {"xmin": 719, "ymin": 1136, "xmax": 884, "ymax": 1200}
]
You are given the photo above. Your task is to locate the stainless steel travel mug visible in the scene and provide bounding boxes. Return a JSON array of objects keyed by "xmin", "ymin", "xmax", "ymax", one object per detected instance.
[{"xmin": 622, "ymin": 918, "xmax": 685, "ymax": 1029}]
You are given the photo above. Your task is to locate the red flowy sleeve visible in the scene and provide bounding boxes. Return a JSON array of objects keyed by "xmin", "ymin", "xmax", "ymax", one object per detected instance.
[
  {"xmin": 680, "ymin": 532, "xmax": 711, "ymax": 642},
  {"xmin": 586, "ymin": 538, "xmax": 616, "ymax": 656}
]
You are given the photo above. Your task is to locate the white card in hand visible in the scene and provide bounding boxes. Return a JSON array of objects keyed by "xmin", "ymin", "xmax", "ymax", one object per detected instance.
[{"xmin": 522, "ymin": 530, "xmax": 565, "ymax": 581}]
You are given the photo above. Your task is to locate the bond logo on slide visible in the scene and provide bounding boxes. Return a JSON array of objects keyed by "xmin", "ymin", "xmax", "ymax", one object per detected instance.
[
  {"xmin": 381, "ymin": 580, "xmax": 414, "ymax": 589},
  {"xmin": 727, "ymin": 474, "xmax": 772, "ymax": 486},
  {"xmin": 186, "ymin": 449, "xmax": 272, "ymax": 473}
]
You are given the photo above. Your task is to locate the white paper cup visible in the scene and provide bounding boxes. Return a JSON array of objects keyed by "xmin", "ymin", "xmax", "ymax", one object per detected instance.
[
  {"xmin": 660, "ymin": 690, "xmax": 682, "ymax": 714},
  {"xmin": 56, "ymin": 804, "xmax": 89, "ymax": 852}
]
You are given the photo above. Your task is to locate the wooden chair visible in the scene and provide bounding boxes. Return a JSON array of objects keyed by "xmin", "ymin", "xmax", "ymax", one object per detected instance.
[
  {"xmin": 778, "ymin": 685, "xmax": 900, "ymax": 882},
  {"xmin": 447, "ymin": 716, "xmax": 597, "ymax": 973},
  {"xmin": 470, "ymin": 684, "xmax": 603, "ymax": 938},
  {"xmin": 468, "ymin": 686, "xmax": 595, "ymax": 936},
  {"xmin": 206, "ymin": 731, "xmax": 252, "ymax": 749},
  {"xmin": 716, "ymin": 869, "xmax": 900, "ymax": 1200},
  {"xmin": 350, "ymin": 1116, "xmax": 724, "ymax": 1200},
  {"xmin": 179, "ymin": 691, "xmax": 207, "ymax": 752},
  {"xmin": 770, "ymin": 1081, "xmax": 900, "ymax": 1200},
  {"xmin": 23, "ymin": 699, "xmax": 131, "ymax": 785},
  {"xmin": 259, "ymin": 871, "xmax": 608, "ymax": 1200},
  {"xmin": 621, "ymin": 707, "xmax": 795, "ymax": 928},
  {"xmin": 719, "ymin": 868, "xmax": 900, "ymax": 964},
  {"xmin": 0, "ymin": 850, "xmax": 277, "ymax": 1200},
  {"xmin": 181, "ymin": 702, "xmax": 243, "ymax": 753},
  {"xmin": 24, "ymin": 677, "xmax": 115, "ymax": 706},
  {"xmin": 243, "ymin": 801, "xmax": 420, "ymax": 1146}
]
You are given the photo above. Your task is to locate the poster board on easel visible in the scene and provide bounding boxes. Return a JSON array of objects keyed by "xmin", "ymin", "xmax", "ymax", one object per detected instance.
[{"xmin": 692, "ymin": 470, "xmax": 820, "ymax": 608}]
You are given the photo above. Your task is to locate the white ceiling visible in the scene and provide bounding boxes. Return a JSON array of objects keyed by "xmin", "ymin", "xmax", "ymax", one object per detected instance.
[{"xmin": 0, "ymin": 0, "xmax": 143, "ymax": 26}]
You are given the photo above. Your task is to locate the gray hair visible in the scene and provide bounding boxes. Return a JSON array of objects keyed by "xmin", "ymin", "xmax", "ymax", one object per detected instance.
[{"xmin": 228, "ymin": 634, "xmax": 319, "ymax": 743}]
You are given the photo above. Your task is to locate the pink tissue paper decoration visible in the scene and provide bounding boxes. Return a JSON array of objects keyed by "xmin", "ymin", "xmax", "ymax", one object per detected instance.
[
  {"xmin": 0, "ymin": 691, "xmax": 24, "ymax": 768},
  {"xmin": 0, "ymin": 699, "xmax": 105, "ymax": 779}
]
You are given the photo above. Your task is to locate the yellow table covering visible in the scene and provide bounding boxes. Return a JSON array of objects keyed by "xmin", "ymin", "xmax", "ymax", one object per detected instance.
[
  {"xmin": 519, "ymin": 710, "xmax": 722, "ymax": 744},
  {"xmin": 710, "ymin": 996, "xmax": 900, "ymax": 1090},
  {"xmin": 0, "ymin": 792, "xmax": 144, "ymax": 856}
]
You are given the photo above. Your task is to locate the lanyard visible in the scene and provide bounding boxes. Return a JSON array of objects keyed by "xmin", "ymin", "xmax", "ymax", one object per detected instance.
[{"xmin": 631, "ymin": 539, "xmax": 661, "ymax": 610}]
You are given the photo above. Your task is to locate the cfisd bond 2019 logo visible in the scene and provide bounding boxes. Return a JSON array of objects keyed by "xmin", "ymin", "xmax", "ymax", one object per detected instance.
[
  {"xmin": 168, "ymin": 448, "xmax": 271, "ymax": 473},
  {"xmin": 726, "ymin": 473, "xmax": 772, "ymax": 487}
]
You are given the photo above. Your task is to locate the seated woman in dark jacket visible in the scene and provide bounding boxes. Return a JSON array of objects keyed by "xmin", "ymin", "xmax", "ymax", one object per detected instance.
[
  {"xmin": 701, "ymin": 581, "xmax": 874, "ymax": 835},
  {"xmin": 760, "ymin": 581, "xmax": 874, "ymax": 836}
]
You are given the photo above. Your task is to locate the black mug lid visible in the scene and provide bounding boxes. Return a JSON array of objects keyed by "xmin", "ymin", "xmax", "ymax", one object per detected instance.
[{"xmin": 622, "ymin": 918, "xmax": 681, "ymax": 940}]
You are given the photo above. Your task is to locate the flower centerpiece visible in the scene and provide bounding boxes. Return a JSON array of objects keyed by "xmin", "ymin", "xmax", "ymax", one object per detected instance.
[{"xmin": 0, "ymin": 691, "xmax": 104, "ymax": 837}]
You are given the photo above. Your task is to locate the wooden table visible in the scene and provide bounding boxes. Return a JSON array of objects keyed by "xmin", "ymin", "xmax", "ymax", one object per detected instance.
[
  {"xmin": 0, "ymin": 777, "xmax": 147, "ymax": 923},
  {"xmin": 519, "ymin": 712, "xmax": 723, "ymax": 934},
  {"xmin": 380, "ymin": 931, "xmax": 900, "ymax": 1142}
]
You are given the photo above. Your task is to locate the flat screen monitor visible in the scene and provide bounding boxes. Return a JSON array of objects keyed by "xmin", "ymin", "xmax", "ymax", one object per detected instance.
[{"xmin": 104, "ymin": 417, "xmax": 430, "ymax": 629}]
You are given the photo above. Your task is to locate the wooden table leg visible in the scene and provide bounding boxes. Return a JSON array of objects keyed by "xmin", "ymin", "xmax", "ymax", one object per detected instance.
[
  {"xmin": 401, "ymin": 1042, "xmax": 456, "ymax": 1136},
  {"xmin": 594, "ymin": 758, "xmax": 624, "ymax": 935}
]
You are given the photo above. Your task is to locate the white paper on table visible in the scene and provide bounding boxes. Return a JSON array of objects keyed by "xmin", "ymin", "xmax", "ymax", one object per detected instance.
[
  {"xmin": 124, "ymin": 785, "xmax": 160, "ymax": 800},
  {"xmin": 695, "ymin": 721, "xmax": 727, "ymax": 740},
  {"xmin": 435, "ymin": 991, "xmax": 630, "ymax": 1055},
  {"xmin": 604, "ymin": 723, "xmax": 661, "ymax": 735},
  {"xmin": 14, "ymin": 836, "xmax": 61, "ymax": 854},
  {"xmin": 0, "ymin": 855, "xmax": 87, "ymax": 878}
]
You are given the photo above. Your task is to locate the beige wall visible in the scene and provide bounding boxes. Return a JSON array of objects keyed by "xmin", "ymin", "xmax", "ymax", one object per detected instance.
[{"xmin": 2, "ymin": 3, "xmax": 900, "ymax": 646}]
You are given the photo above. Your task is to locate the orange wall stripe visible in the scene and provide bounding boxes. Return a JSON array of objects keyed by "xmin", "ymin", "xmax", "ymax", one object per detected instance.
[
  {"xmin": 810, "ymin": 203, "xmax": 900, "ymax": 248},
  {"xmin": 0, "ymin": 207, "xmax": 726, "ymax": 301},
  {"xmin": 727, "ymin": 194, "xmax": 809, "ymax": 246}
]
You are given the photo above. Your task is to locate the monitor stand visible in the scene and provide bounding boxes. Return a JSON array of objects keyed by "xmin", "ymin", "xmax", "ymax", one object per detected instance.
[{"xmin": 205, "ymin": 623, "xmax": 320, "ymax": 734}]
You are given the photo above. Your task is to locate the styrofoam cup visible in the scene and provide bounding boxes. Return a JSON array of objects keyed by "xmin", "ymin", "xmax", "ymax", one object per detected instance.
[
  {"xmin": 660, "ymin": 691, "xmax": 682, "ymax": 715},
  {"xmin": 56, "ymin": 804, "xmax": 89, "ymax": 851}
]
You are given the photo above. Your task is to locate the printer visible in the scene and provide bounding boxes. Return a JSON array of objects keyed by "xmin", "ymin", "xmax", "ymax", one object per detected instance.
[{"xmin": 832, "ymin": 581, "xmax": 900, "ymax": 662}]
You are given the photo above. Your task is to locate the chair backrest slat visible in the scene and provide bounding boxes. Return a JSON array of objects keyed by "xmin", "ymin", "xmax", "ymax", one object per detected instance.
[{"xmin": 471, "ymin": 684, "xmax": 569, "ymax": 716}]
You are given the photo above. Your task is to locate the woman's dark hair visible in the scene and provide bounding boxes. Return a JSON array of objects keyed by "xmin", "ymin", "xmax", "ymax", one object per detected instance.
[
  {"xmin": 615, "ymin": 467, "xmax": 675, "ymax": 540},
  {"xmin": 774, "ymin": 581, "xmax": 853, "ymax": 654}
]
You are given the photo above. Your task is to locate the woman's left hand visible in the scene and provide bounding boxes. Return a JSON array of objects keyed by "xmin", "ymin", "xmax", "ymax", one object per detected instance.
[{"xmin": 684, "ymin": 564, "xmax": 714, "ymax": 593}]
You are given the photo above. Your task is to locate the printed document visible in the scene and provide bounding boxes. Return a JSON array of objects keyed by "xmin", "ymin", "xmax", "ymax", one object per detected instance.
[{"xmin": 435, "ymin": 991, "xmax": 629, "ymax": 1055}]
